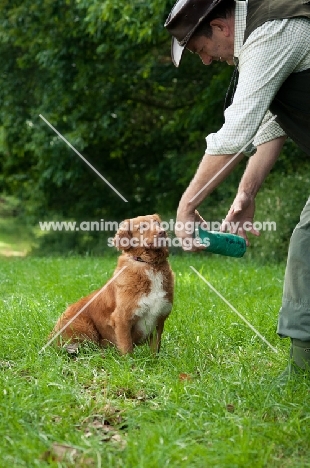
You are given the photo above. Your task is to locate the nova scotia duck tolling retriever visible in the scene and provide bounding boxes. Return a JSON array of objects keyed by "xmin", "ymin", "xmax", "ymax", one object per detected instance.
[{"xmin": 50, "ymin": 214, "xmax": 174, "ymax": 354}]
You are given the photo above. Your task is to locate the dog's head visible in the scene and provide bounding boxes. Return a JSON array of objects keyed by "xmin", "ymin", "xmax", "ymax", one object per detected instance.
[{"xmin": 113, "ymin": 214, "xmax": 169, "ymax": 261}]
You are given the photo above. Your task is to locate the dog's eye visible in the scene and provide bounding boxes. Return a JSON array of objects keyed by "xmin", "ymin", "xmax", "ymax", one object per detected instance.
[{"xmin": 139, "ymin": 222, "xmax": 149, "ymax": 232}]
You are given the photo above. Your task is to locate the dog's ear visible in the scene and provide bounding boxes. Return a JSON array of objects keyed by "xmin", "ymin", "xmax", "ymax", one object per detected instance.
[
  {"xmin": 113, "ymin": 220, "xmax": 132, "ymax": 251},
  {"xmin": 152, "ymin": 213, "xmax": 162, "ymax": 223}
]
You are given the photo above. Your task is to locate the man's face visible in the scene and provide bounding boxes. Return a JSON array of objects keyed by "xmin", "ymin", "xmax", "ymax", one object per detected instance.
[{"xmin": 187, "ymin": 19, "xmax": 235, "ymax": 66}]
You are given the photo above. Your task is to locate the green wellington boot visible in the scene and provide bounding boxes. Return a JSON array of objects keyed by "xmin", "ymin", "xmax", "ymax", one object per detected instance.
[
  {"xmin": 291, "ymin": 339, "xmax": 310, "ymax": 370},
  {"xmin": 279, "ymin": 339, "xmax": 310, "ymax": 381}
]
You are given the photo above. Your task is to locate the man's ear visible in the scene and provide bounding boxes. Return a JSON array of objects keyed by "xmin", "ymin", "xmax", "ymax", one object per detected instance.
[
  {"xmin": 210, "ymin": 18, "xmax": 231, "ymax": 36},
  {"xmin": 113, "ymin": 220, "xmax": 132, "ymax": 251}
]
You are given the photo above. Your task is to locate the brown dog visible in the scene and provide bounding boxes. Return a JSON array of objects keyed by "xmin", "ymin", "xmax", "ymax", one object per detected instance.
[{"xmin": 51, "ymin": 214, "xmax": 174, "ymax": 354}]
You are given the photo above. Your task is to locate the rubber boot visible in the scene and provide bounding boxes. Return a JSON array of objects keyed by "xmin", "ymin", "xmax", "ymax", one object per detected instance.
[
  {"xmin": 279, "ymin": 339, "xmax": 310, "ymax": 383},
  {"xmin": 291, "ymin": 339, "xmax": 310, "ymax": 370}
]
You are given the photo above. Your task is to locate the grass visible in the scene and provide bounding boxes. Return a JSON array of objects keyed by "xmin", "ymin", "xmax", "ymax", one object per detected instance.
[{"xmin": 1, "ymin": 253, "xmax": 310, "ymax": 467}]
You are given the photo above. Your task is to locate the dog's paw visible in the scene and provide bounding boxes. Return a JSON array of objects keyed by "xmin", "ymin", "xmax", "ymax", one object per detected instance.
[{"xmin": 65, "ymin": 343, "xmax": 79, "ymax": 355}]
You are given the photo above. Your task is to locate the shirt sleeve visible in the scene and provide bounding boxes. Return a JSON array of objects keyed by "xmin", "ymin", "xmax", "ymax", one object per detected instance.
[
  {"xmin": 206, "ymin": 19, "xmax": 308, "ymax": 155},
  {"xmin": 253, "ymin": 110, "xmax": 286, "ymax": 147}
]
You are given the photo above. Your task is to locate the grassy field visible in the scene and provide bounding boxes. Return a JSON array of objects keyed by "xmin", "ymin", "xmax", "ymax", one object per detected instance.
[{"xmin": 1, "ymin": 254, "xmax": 310, "ymax": 468}]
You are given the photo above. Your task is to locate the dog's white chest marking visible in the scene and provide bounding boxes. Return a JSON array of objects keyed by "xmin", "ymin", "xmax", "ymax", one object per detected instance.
[{"xmin": 135, "ymin": 270, "xmax": 172, "ymax": 338}]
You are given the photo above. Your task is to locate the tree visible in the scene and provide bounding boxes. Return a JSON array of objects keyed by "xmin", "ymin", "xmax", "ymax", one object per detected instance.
[{"xmin": 0, "ymin": 0, "xmax": 231, "ymax": 224}]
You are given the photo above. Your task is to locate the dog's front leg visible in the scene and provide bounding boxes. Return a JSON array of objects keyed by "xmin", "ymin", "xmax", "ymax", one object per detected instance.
[
  {"xmin": 149, "ymin": 316, "xmax": 165, "ymax": 355},
  {"xmin": 112, "ymin": 314, "xmax": 134, "ymax": 354}
]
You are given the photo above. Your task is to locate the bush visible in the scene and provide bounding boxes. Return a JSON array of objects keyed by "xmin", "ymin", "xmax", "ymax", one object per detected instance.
[{"xmin": 246, "ymin": 167, "xmax": 310, "ymax": 262}]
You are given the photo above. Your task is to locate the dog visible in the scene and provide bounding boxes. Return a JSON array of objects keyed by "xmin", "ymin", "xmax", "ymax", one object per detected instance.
[{"xmin": 50, "ymin": 214, "xmax": 174, "ymax": 354}]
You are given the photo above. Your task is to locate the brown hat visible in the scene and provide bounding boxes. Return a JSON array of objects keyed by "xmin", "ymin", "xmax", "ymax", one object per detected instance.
[{"xmin": 164, "ymin": 0, "xmax": 225, "ymax": 67}]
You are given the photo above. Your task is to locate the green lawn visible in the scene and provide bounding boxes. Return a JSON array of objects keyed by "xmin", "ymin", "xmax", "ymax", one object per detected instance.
[{"xmin": 1, "ymin": 254, "xmax": 310, "ymax": 467}]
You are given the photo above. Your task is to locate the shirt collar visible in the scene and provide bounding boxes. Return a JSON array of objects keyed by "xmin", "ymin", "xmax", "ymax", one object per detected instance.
[{"xmin": 234, "ymin": 0, "xmax": 247, "ymax": 62}]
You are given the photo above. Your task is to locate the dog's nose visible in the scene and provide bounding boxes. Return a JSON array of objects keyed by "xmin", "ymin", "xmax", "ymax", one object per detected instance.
[{"xmin": 158, "ymin": 230, "xmax": 166, "ymax": 238}]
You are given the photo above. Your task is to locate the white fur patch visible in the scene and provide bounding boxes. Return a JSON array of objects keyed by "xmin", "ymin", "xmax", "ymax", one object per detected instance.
[{"xmin": 135, "ymin": 270, "xmax": 172, "ymax": 339}]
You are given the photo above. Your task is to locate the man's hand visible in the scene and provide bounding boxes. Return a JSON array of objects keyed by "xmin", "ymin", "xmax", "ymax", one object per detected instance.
[
  {"xmin": 221, "ymin": 191, "xmax": 260, "ymax": 245},
  {"xmin": 175, "ymin": 209, "xmax": 207, "ymax": 251},
  {"xmin": 174, "ymin": 151, "xmax": 245, "ymax": 252}
]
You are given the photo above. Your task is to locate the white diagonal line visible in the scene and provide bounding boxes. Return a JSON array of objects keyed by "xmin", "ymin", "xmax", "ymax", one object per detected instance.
[
  {"xmin": 189, "ymin": 114, "xmax": 277, "ymax": 203},
  {"xmin": 39, "ymin": 266, "xmax": 127, "ymax": 353},
  {"xmin": 39, "ymin": 114, "xmax": 128, "ymax": 202},
  {"xmin": 190, "ymin": 266, "xmax": 278, "ymax": 353}
]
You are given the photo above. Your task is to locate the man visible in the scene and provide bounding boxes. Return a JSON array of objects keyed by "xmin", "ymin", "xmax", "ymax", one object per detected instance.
[{"xmin": 164, "ymin": 0, "xmax": 310, "ymax": 376}]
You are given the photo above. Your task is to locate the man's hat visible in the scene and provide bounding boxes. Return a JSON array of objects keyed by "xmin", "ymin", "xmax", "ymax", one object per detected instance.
[{"xmin": 164, "ymin": 0, "xmax": 225, "ymax": 67}]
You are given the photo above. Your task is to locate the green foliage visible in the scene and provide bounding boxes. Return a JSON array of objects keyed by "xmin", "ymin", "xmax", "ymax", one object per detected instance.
[
  {"xmin": 0, "ymin": 0, "xmax": 227, "ymax": 222},
  {"xmin": 246, "ymin": 161, "xmax": 310, "ymax": 262}
]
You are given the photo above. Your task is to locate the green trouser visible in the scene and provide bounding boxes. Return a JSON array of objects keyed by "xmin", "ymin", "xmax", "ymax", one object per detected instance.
[{"xmin": 277, "ymin": 197, "xmax": 310, "ymax": 340}]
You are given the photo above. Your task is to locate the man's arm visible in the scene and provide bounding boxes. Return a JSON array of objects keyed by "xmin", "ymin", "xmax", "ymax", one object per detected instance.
[
  {"xmin": 222, "ymin": 136, "xmax": 286, "ymax": 244},
  {"xmin": 236, "ymin": 136, "xmax": 286, "ymax": 197},
  {"xmin": 176, "ymin": 136, "xmax": 286, "ymax": 250}
]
